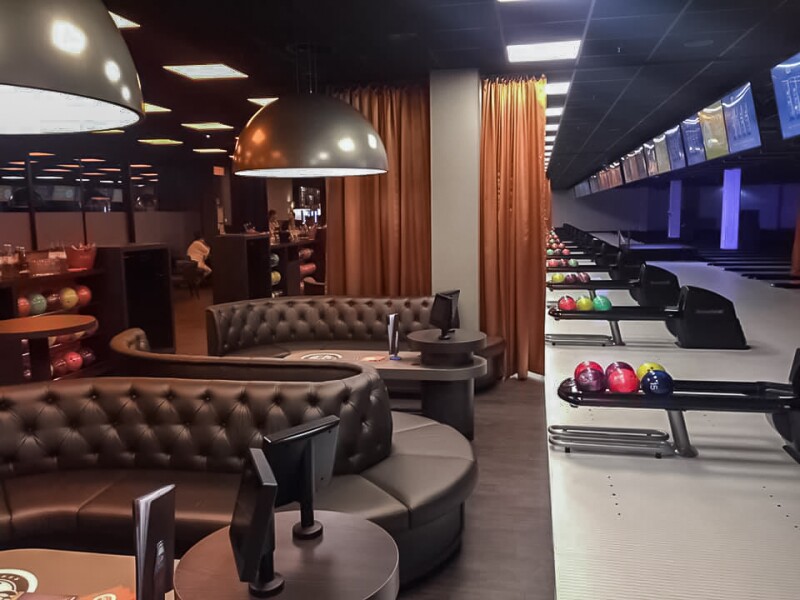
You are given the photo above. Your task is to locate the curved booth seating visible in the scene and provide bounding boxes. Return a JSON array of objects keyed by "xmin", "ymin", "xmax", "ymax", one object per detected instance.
[
  {"xmin": 64, "ymin": 328, "xmax": 474, "ymax": 584},
  {"xmin": 204, "ymin": 295, "xmax": 505, "ymax": 391}
]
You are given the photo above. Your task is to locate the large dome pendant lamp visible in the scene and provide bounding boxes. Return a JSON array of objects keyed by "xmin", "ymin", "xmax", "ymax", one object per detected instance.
[
  {"xmin": 233, "ymin": 94, "xmax": 389, "ymax": 178},
  {"xmin": 0, "ymin": 0, "xmax": 144, "ymax": 135}
]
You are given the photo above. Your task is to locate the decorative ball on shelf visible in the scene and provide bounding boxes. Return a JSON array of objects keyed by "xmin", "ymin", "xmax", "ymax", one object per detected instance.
[
  {"xmin": 640, "ymin": 370, "xmax": 674, "ymax": 395},
  {"xmin": 574, "ymin": 361, "xmax": 606, "ymax": 392},
  {"xmin": 577, "ymin": 272, "xmax": 591, "ymax": 283},
  {"xmin": 17, "ymin": 296, "xmax": 31, "ymax": 317},
  {"xmin": 592, "ymin": 295, "xmax": 612, "ymax": 311},
  {"xmin": 51, "ymin": 357, "xmax": 69, "ymax": 377},
  {"xmin": 550, "ymin": 273, "xmax": 566, "ymax": 284},
  {"xmin": 60, "ymin": 287, "xmax": 79, "ymax": 310},
  {"xmin": 605, "ymin": 361, "xmax": 635, "ymax": 378},
  {"xmin": 28, "ymin": 293, "xmax": 47, "ymax": 315},
  {"xmin": 64, "ymin": 351, "xmax": 83, "ymax": 372},
  {"xmin": 78, "ymin": 347, "xmax": 97, "ymax": 367},
  {"xmin": 559, "ymin": 259, "xmax": 569, "ymax": 267},
  {"xmin": 564, "ymin": 273, "xmax": 578, "ymax": 284},
  {"xmin": 546, "ymin": 249, "xmax": 554, "ymax": 256},
  {"xmin": 270, "ymin": 253, "xmax": 280, "ymax": 268},
  {"xmin": 607, "ymin": 368, "xmax": 639, "ymax": 393},
  {"xmin": 575, "ymin": 296, "xmax": 594, "ymax": 311},
  {"xmin": 636, "ymin": 362, "xmax": 665, "ymax": 381},
  {"xmin": 45, "ymin": 292, "xmax": 61, "ymax": 311},
  {"xmin": 75, "ymin": 285, "xmax": 92, "ymax": 307},
  {"xmin": 271, "ymin": 271, "xmax": 282, "ymax": 285},
  {"xmin": 568, "ymin": 259, "xmax": 579, "ymax": 267},
  {"xmin": 557, "ymin": 296, "xmax": 577, "ymax": 311},
  {"xmin": 547, "ymin": 259, "xmax": 559, "ymax": 268}
]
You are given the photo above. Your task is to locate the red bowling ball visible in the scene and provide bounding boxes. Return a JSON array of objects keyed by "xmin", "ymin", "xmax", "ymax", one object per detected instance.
[
  {"xmin": 605, "ymin": 361, "xmax": 635, "ymax": 378},
  {"xmin": 558, "ymin": 296, "xmax": 577, "ymax": 311},
  {"xmin": 17, "ymin": 297, "xmax": 30, "ymax": 317},
  {"xmin": 607, "ymin": 368, "xmax": 639, "ymax": 393},
  {"xmin": 75, "ymin": 285, "xmax": 92, "ymax": 307},
  {"xmin": 547, "ymin": 259, "xmax": 559, "ymax": 267},
  {"xmin": 562, "ymin": 248, "xmax": 571, "ymax": 256},
  {"xmin": 64, "ymin": 351, "xmax": 83, "ymax": 372},
  {"xmin": 558, "ymin": 243, "xmax": 565, "ymax": 249}
]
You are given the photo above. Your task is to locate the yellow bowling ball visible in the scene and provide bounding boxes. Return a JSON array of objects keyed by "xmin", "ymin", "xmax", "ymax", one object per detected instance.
[{"xmin": 636, "ymin": 362, "xmax": 665, "ymax": 380}]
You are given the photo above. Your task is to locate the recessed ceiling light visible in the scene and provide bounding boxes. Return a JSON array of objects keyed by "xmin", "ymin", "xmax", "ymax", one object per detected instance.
[
  {"xmin": 108, "ymin": 11, "xmax": 140, "ymax": 29},
  {"xmin": 545, "ymin": 135, "xmax": 556, "ymax": 142},
  {"xmin": 1, "ymin": 167, "xmax": 24, "ymax": 171},
  {"xmin": 99, "ymin": 168, "xmax": 121, "ymax": 172},
  {"xmin": 507, "ymin": 40, "xmax": 581, "ymax": 63},
  {"xmin": 29, "ymin": 152, "xmax": 54, "ymax": 157},
  {"xmin": 141, "ymin": 172, "xmax": 159, "ymax": 177},
  {"xmin": 182, "ymin": 122, "xmax": 234, "ymax": 131},
  {"xmin": 92, "ymin": 129, "xmax": 125, "ymax": 134},
  {"xmin": 163, "ymin": 64, "xmax": 248, "ymax": 80},
  {"xmin": 9, "ymin": 161, "xmax": 26, "ymax": 165},
  {"xmin": 82, "ymin": 172, "xmax": 105, "ymax": 176},
  {"xmin": 78, "ymin": 158, "xmax": 105, "ymax": 163},
  {"xmin": 138, "ymin": 138, "xmax": 183, "ymax": 146},
  {"xmin": 58, "ymin": 164, "xmax": 81, "ymax": 169},
  {"xmin": 76, "ymin": 178, "xmax": 90, "ymax": 182},
  {"xmin": 545, "ymin": 81, "xmax": 571, "ymax": 95},
  {"xmin": 248, "ymin": 97, "xmax": 279, "ymax": 107},
  {"xmin": 149, "ymin": 179, "xmax": 159, "ymax": 183},
  {"xmin": 100, "ymin": 180, "xmax": 116, "ymax": 184},
  {"xmin": 546, "ymin": 107, "xmax": 564, "ymax": 118},
  {"xmin": 143, "ymin": 102, "xmax": 171, "ymax": 114},
  {"xmin": 130, "ymin": 164, "xmax": 152, "ymax": 168},
  {"xmin": 131, "ymin": 176, "xmax": 143, "ymax": 180},
  {"xmin": 36, "ymin": 176, "xmax": 62, "ymax": 180},
  {"xmin": 2, "ymin": 176, "xmax": 24, "ymax": 180},
  {"xmin": 545, "ymin": 123, "xmax": 559, "ymax": 132},
  {"xmin": 193, "ymin": 148, "xmax": 228, "ymax": 154},
  {"xmin": 43, "ymin": 168, "xmax": 70, "ymax": 173}
]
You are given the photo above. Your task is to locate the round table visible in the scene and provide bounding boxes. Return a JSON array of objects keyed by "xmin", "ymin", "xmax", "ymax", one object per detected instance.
[
  {"xmin": 0, "ymin": 315, "xmax": 97, "ymax": 384},
  {"xmin": 407, "ymin": 329, "xmax": 487, "ymax": 439},
  {"xmin": 174, "ymin": 511, "xmax": 399, "ymax": 600}
]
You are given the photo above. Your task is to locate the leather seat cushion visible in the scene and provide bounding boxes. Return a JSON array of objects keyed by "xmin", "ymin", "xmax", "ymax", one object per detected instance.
[
  {"xmin": 78, "ymin": 470, "xmax": 240, "ymax": 547},
  {"xmin": 5, "ymin": 471, "xmax": 123, "ymax": 540},
  {"xmin": 228, "ymin": 340, "xmax": 411, "ymax": 358}
]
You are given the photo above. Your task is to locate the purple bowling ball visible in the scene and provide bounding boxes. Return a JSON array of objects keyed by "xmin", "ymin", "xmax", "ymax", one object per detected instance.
[
  {"xmin": 564, "ymin": 273, "xmax": 578, "ymax": 284},
  {"xmin": 576, "ymin": 366, "xmax": 606, "ymax": 392},
  {"xmin": 577, "ymin": 272, "xmax": 591, "ymax": 283}
]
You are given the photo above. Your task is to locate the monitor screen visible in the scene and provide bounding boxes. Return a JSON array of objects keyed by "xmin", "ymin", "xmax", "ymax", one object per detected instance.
[
  {"xmin": 665, "ymin": 126, "xmax": 686, "ymax": 170},
  {"xmin": 681, "ymin": 116, "xmax": 706, "ymax": 166},
  {"xmin": 643, "ymin": 143, "xmax": 658, "ymax": 177},
  {"xmin": 632, "ymin": 147, "xmax": 647, "ymax": 179},
  {"xmin": 771, "ymin": 51, "xmax": 800, "ymax": 140},
  {"xmin": 575, "ymin": 180, "xmax": 591, "ymax": 197},
  {"xmin": 621, "ymin": 157, "xmax": 633, "ymax": 183},
  {"xmin": 722, "ymin": 83, "xmax": 761, "ymax": 153},
  {"xmin": 430, "ymin": 290, "xmax": 460, "ymax": 337},
  {"xmin": 698, "ymin": 101, "xmax": 729, "ymax": 160},
  {"xmin": 653, "ymin": 134, "xmax": 671, "ymax": 174}
]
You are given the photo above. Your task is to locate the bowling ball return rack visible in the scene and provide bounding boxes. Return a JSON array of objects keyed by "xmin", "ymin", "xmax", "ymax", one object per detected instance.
[
  {"xmin": 549, "ymin": 350, "xmax": 800, "ymax": 462},
  {"xmin": 548, "ymin": 265, "xmax": 680, "ymax": 308},
  {"xmin": 546, "ymin": 286, "xmax": 748, "ymax": 349}
]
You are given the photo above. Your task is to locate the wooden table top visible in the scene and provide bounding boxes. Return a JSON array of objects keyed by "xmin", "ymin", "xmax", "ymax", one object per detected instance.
[
  {"xmin": 283, "ymin": 349, "xmax": 487, "ymax": 381},
  {"xmin": 0, "ymin": 315, "xmax": 97, "ymax": 340},
  {"xmin": 175, "ymin": 511, "xmax": 399, "ymax": 600}
]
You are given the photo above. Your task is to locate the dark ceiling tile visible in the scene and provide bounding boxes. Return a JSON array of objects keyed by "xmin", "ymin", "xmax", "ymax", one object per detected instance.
[{"xmin": 592, "ymin": 0, "xmax": 688, "ymax": 19}]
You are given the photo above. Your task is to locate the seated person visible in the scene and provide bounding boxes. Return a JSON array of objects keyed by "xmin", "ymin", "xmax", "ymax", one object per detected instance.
[{"xmin": 186, "ymin": 232, "xmax": 212, "ymax": 277}]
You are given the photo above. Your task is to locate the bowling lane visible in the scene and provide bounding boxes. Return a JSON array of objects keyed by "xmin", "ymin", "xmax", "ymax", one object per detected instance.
[{"xmin": 544, "ymin": 261, "xmax": 800, "ymax": 600}]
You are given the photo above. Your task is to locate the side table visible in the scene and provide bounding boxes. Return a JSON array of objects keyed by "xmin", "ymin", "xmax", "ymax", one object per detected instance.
[
  {"xmin": 174, "ymin": 510, "xmax": 399, "ymax": 600},
  {"xmin": 407, "ymin": 329, "xmax": 487, "ymax": 439}
]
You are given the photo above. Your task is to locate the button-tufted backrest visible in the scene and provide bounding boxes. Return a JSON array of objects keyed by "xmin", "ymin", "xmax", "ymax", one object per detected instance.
[
  {"xmin": 207, "ymin": 296, "xmax": 437, "ymax": 356},
  {"xmin": 0, "ymin": 374, "xmax": 392, "ymax": 480}
]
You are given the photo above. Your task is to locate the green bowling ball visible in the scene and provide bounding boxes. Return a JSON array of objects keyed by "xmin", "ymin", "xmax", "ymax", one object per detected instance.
[
  {"xmin": 576, "ymin": 296, "xmax": 594, "ymax": 311},
  {"xmin": 568, "ymin": 259, "xmax": 579, "ymax": 267},
  {"xmin": 592, "ymin": 295, "xmax": 612, "ymax": 311},
  {"xmin": 28, "ymin": 293, "xmax": 47, "ymax": 315},
  {"xmin": 546, "ymin": 249, "xmax": 554, "ymax": 256}
]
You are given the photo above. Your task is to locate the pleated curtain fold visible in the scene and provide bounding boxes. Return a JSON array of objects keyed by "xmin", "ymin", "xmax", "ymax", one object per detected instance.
[
  {"xmin": 326, "ymin": 86, "xmax": 432, "ymax": 297},
  {"xmin": 480, "ymin": 77, "xmax": 551, "ymax": 378}
]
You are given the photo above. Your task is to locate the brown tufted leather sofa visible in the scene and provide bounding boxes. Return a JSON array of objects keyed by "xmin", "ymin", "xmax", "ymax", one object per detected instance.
[
  {"xmin": 205, "ymin": 296, "xmax": 505, "ymax": 391},
  {"xmin": 6, "ymin": 332, "xmax": 476, "ymax": 585}
]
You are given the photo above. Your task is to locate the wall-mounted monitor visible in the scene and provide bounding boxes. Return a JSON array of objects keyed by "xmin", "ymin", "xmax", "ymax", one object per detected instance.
[
  {"xmin": 698, "ymin": 101, "xmax": 729, "ymax": 160},
  {"xmin": 665, "ymin": 126, "xmax": 686, "ymax": 170},
  {"xmin": 771, "ymin": 51, "xmax": 800, "ymax": 140},
  {"xmin": 681, "ymin": 116, "xmax": 706, "ymax": 166},
  {"xmin": 621, "ymin": 156, "xmax": 634, "ymax": 183},
  {"xmin": 632, "ymin": 147, "xmax": 647, "ymax": 179},
  {"xmin": 653, "ymin": 134, "xmax": 671, "ymax": 174},
  {"xmin": 722, "ymin": 83, "xmax": 761, "ymax": 153},
  {"xmin": 574, "ymin": 180, "xmax": 591, "ymax": 197},
  {"xmin": 588, "ymin": 174, "xmax": 600, "ymax": 194},
  {"xmin": 643, "ymin": 143, "xmax": 658, "ymax": 177}
]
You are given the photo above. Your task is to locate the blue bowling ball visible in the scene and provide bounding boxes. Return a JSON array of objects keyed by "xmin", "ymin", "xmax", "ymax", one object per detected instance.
[{"xmin": 640, "ymin": 370, "xmax": 674, "ymax": 395}]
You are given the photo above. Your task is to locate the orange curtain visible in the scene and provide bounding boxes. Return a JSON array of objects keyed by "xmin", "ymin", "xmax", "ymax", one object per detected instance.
[
  {"xmin": 480, "ymin": 77, "xmax": 550, "ymax": 378},
  {"xmin": 326, "ymin": 85, "xmax": 431, "ymax": 297}
]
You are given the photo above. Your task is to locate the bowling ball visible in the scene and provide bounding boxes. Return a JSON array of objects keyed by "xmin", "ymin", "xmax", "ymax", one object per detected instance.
[
  {"xmin": 60, "ymin": 287, "xmax": 79, "ymax": 310},
  {"xmin": 592, "ymin": 295, "xmax": 612, "ymax": 311},
  {"xmin": 562, "ymin": 248, "xmax": 571, "ymax": 256},
  {"xmin": 46, "ymin": 292, "xmax": 61, "ymax": 311},
  {"xmin": 64, "ymin": 351, "xmax": 83, "ymax": 372},
  {"xmin": 577, "ymin": 272, "xmax": 591, "ymax": 283},
  {"xmin": 564, "ymin": 273, "xmax": 578, "ymax": 284},
  {"xmin": 574, "ymin": 360, "xmax": 603, "ymax": 380},
  {"xmin": 641, "ymin": 370, "xmax": 674, "ymax": 395},
  {"xmin": 51, "ymin": 357, "xmax": 69, "ymax": 377},
  {"xmin": 551, "ymin": 273, "xmax": 566, "ymax": 284},
  {"xmin": 17, "ymin": 296, "xmax": 30, "ymax": 317},
  {"xmin": 568, "ymin": 259, "xmax": 579, "ymax": 267},
  {"xmin": 558, "ymin": 296, "xmax": 577, "ymax": 311},
  {"xmin": 271, "ymin": 271, "xmax": 282, "ymax": 285},
  {"xmin": 78, "ymin": 347, "xmax": 96, "ymax": 366},
  {"xmin": 607, "ymin": 368, "xmax": 639, "ymax": 393},
  {"xmin": 547, "ymin": 259, "xmax": 559, "ymax": 268},
  {"xmin": 559, "ymin": 259, "xmax": 569, "ymax": 267},
  {"xmin": 576, "ymin": 296, "xmax": 594, "ymax": 311},
  {"xmin": 636, "ymin": 362, "xmax": 665, "ymax": 380},
  {"xmin": 75, "ymin": 285, "xmax": 92, "ymax": 307},
  {"xmin": 546, "ymin": 249, "xmax": 554, "ymax": 256},
  {"xmin": 605, "ymin": 361, "xmax": 635, "ymax": 378},
  {"xmin": 550, "ymin": 244, "xmax": 558, "ymax": 250},
  {"xmin": 270, "ymin": 253, "xmax": 280, "ymax": 268},
  {"xmin": 28, "ymin": 293, "xmax": 47, "ymax": 315},
  {"xmin": 575, "ymin": 362, "xmax": 605, "ymax": 392},
  {"xmin": 558, "ymin": 243, "xmax": 565, "ymax": 249}
]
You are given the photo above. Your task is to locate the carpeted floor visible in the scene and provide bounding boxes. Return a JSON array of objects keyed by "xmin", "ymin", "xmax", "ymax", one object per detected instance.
[{"xmin": 172, "ymin": 287, "xmax": 555, "ymax": 599}]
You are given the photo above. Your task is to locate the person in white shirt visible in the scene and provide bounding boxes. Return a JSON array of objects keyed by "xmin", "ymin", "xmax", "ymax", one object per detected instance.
[{"xmin": 186, "ymin": 232, "xmax": 212, "ymax": 278}]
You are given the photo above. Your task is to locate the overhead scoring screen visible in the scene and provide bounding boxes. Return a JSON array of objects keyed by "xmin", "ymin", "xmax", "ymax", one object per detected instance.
[
  {"xmin": 771, "ymin": 51, "xmax": 800, "ymax": 140},
  {"xmin": 698, "ymin": 101, "xmax": 730, "ymax": 160},
  {"xmin": 721, "ymin": 83, "xmax": 762, "ymax": 153}
]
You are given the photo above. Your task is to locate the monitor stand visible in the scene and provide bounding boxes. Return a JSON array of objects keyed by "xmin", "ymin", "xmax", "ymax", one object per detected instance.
[{"xmin": 249, "ymin": 547, "xmax": 284, "ymax": 597}]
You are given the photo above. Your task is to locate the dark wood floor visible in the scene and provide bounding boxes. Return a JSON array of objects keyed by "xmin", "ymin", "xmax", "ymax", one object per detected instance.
[{"xmin": 172, "ymin": 288, "xmax": 555, "ymax": 600}]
